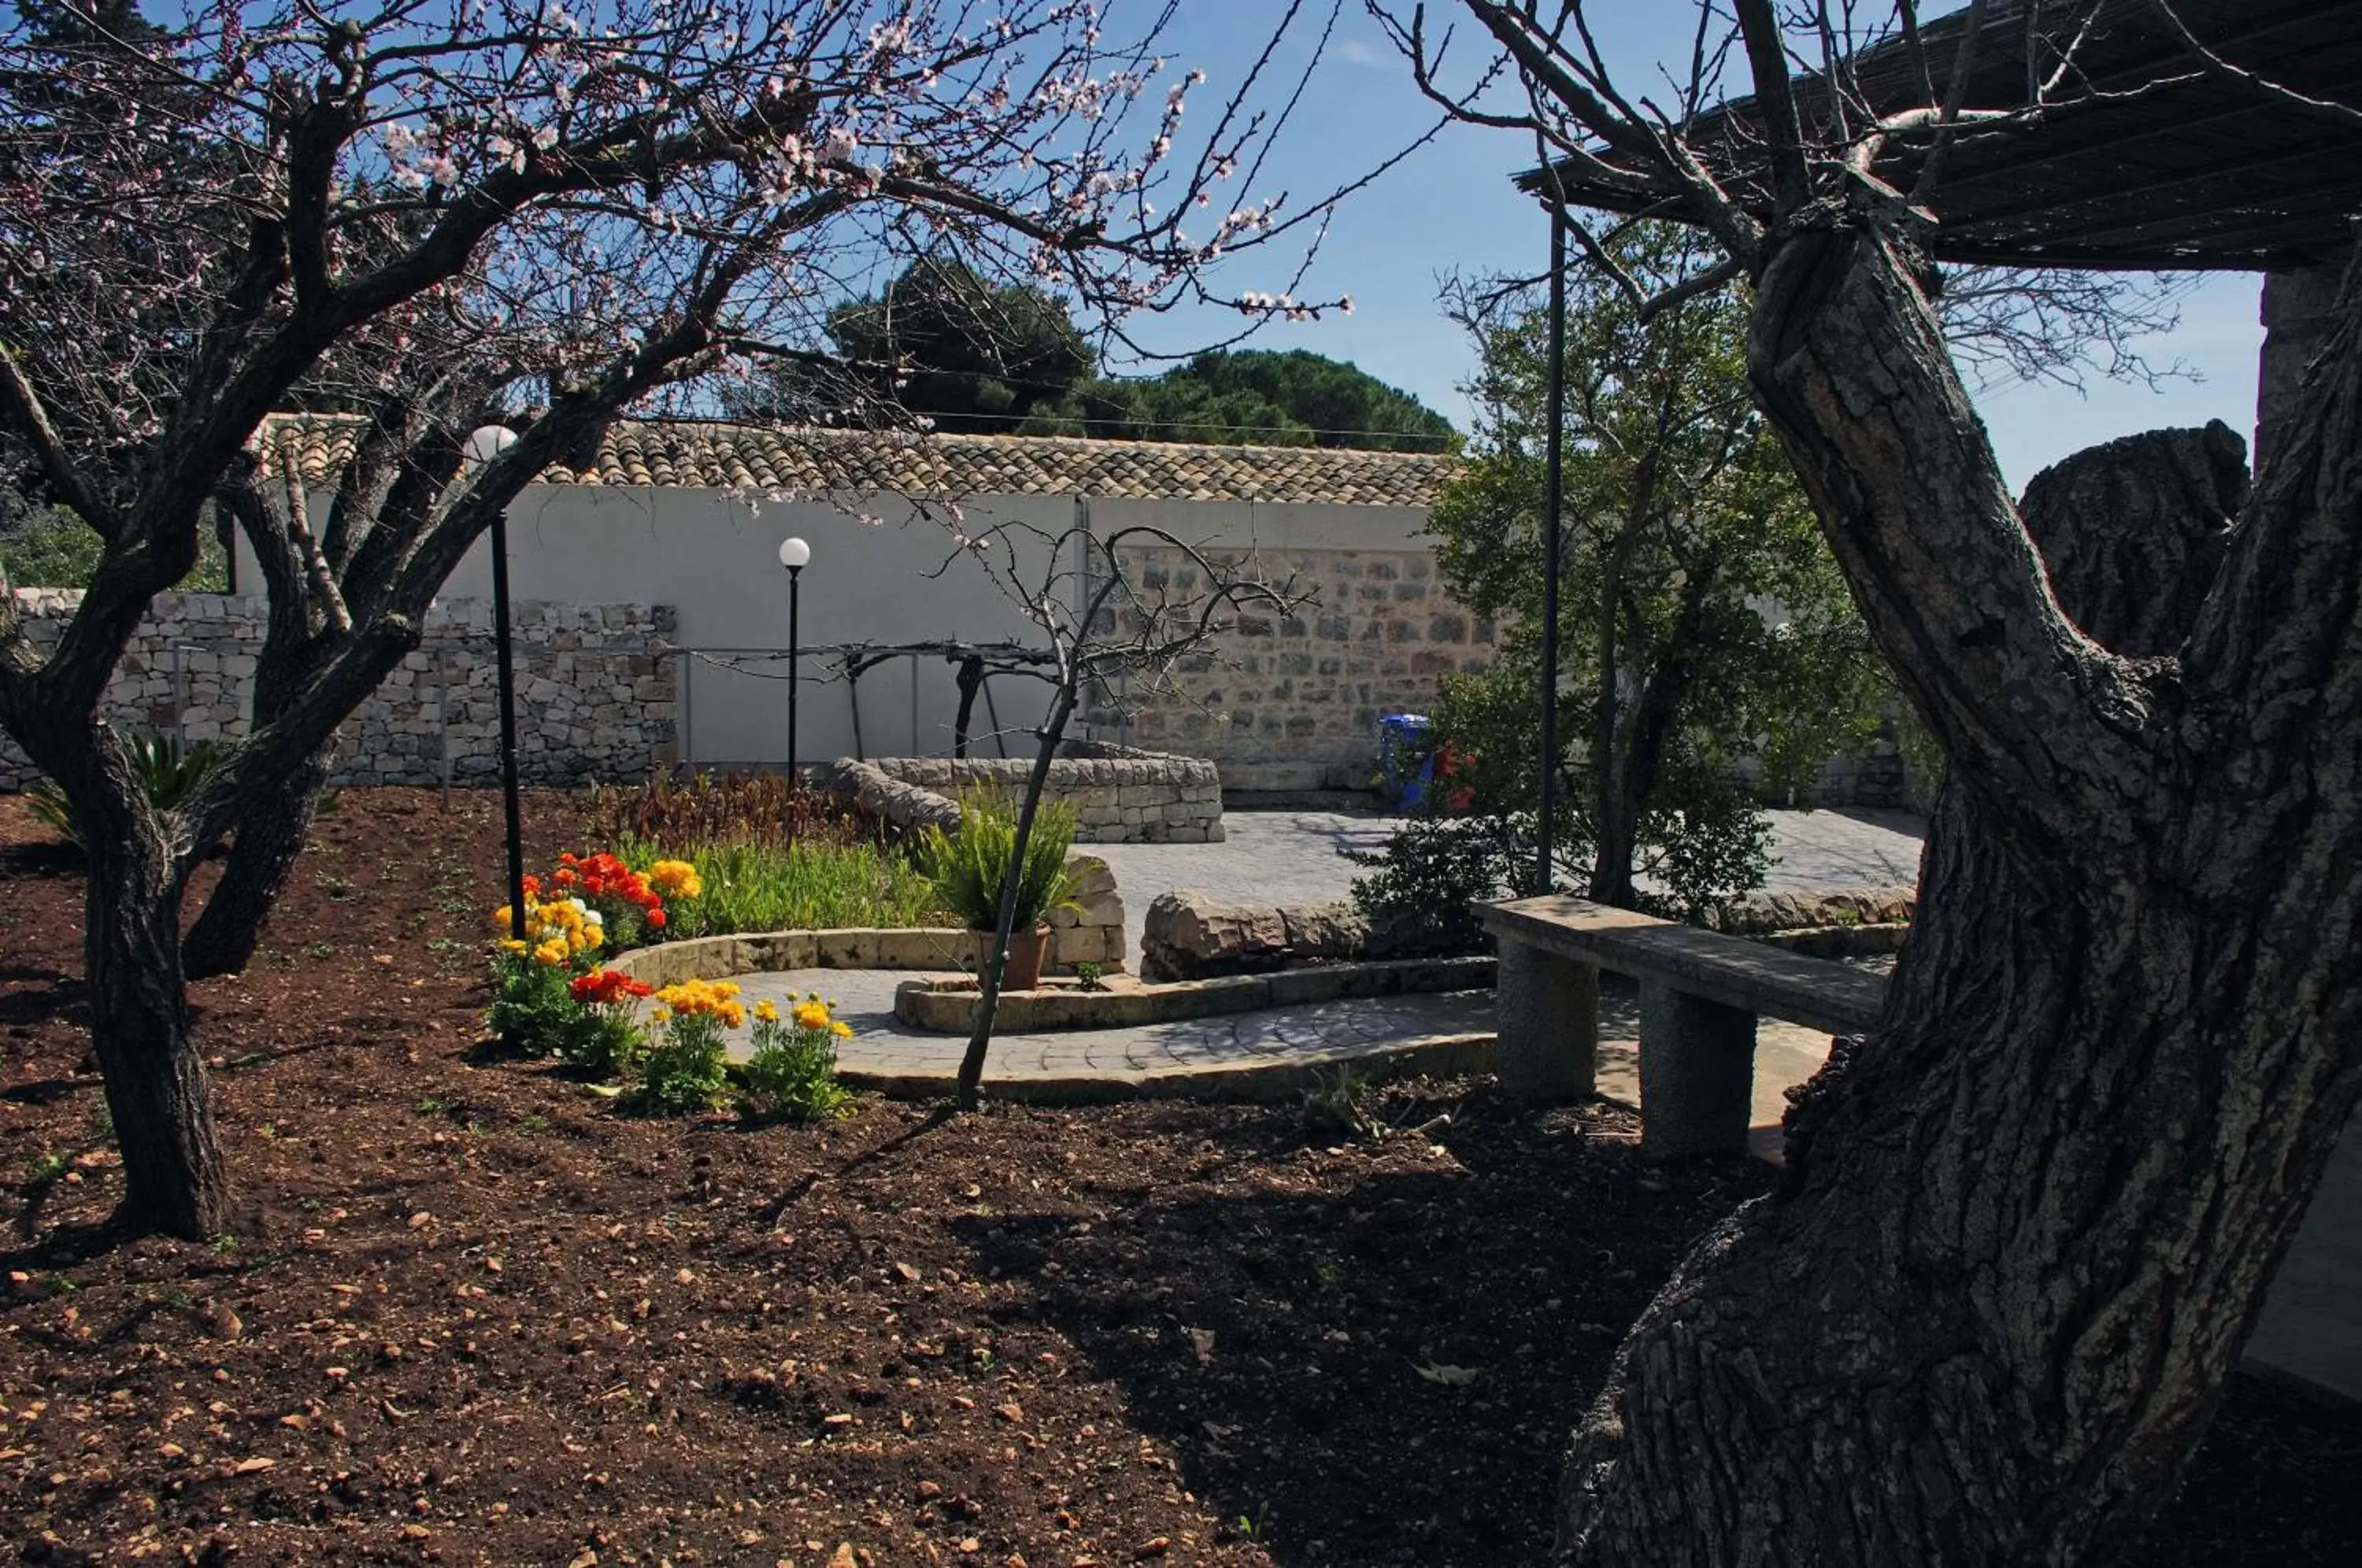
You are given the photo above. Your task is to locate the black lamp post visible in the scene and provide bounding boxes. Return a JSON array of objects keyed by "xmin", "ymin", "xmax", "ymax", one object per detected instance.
[
  {"xmin": 1534, "ymin": 208, "xmax": 1568, "ymax": 897},
  {"xmin": 778, "ymin": 535, "xmax": 810, "ymax": 785},
  {"xmin": 467, "ymin": 424, "xmax": 529, "ymax": 938}
]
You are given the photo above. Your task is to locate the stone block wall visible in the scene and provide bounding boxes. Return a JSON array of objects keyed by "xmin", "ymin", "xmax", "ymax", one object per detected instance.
[
  {"xmin": 1097, "ymin": 543, "xmax": 1496, "ymax": 794},
  {"xmin": 864, "ymin": 741, "xmax": 1224, "ymax": 844},
  {"xmin": 0, "ymin": 589, "xmax": 676, "ymax": 790}
]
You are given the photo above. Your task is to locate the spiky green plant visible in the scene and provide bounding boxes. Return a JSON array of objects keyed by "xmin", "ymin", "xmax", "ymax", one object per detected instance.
[
  {"xmin": 25, "ymin": 732, "xmax": 224, "ymax": 851},
  {"xmin": 913, "ymin": 790, "xmax": 1083, "ymax": 933}
]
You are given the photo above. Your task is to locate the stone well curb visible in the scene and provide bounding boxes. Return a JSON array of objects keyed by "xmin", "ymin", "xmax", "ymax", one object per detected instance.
[
  {"xmin": 841, "ymin": 1032, "xmax": 1500, "ymax": 1105},
  {"xmin": 892, "ymin": 954, "xmax": 1496, "ymax": 1034},
  {"xmin": 604, "ymin": 918, "xmax": 1129, "ymax": 989}
]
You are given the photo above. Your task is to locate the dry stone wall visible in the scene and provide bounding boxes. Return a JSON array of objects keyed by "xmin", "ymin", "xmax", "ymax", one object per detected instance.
[
  {"xmin": 1098, "ymin": 543, "xmax": 1496, "ymax": 794},
  {"xmin": 0, "ymin": 589, "xmax": 676, "ymax": 790}
]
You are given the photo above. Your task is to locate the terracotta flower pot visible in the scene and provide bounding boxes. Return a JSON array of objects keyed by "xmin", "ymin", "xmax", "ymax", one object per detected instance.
[{"xmin": 972, "ymin": 925, "xmax": 1051, "ymax": 991}]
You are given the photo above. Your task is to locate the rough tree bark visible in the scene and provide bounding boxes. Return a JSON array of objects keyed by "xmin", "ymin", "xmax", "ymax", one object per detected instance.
[
  {"xmin": 1555, "ymin": 223, "xmax": 2362, "ymax": 1566},
  {"xmin": 182, "ymin": 608, "xmax": 341, "ymax": 978},
  {"xmin": 180, "ymin": 749, "xmax": 334, "ymax": 978}
]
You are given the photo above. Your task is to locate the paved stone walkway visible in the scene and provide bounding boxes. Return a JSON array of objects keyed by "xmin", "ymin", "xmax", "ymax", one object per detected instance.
[
  {"xmin": 730, "ymin": 968, "xmax": 1492, "ymax": 1081},
  {"xmin": 1090, "ymin": 807, "xmax": 1929, "ymax": 960}
]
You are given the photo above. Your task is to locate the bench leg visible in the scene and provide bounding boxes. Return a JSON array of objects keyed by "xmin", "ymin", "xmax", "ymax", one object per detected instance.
[
  {"xmin": 1638, "ymin": 981, "xmax": 1757, "ymax": 1156},
  {"xmin": 1494, "ymin": 943, "xmax": 1597, "ymax": 1100}
]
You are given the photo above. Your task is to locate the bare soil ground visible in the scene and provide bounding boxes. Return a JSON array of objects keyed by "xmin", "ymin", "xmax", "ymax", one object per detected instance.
[{"xmin": 0, "ymin": 790, "xmax": 2353, "ymax": 1566}]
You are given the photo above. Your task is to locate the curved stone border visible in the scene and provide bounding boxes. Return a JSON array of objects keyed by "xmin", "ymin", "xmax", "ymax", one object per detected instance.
[
  {"xmin": 893, "ymin": 954, "xmax": 1494, "ymax": 1034},
  {"xmin": 842, "ymin": 1032, "xmax": 1498, "ymax": 1105},
  {"xmin": 605, "ymin": 926, "xmax": 980, "ymax": 988}
]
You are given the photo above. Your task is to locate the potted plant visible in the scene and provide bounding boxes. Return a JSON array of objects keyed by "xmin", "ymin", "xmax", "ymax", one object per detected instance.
[{"xmin": 914, "ymin": 790, "xmax": 1083, "ymax": 991}]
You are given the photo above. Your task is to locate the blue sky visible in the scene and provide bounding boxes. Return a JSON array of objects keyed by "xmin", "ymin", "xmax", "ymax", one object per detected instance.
[{"xmin": 1126, "ymin": 3, "xmax": 2263, "ymax": 494}]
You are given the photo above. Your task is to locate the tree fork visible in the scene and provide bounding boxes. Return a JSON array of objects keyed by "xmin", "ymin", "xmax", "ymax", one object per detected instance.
[{"xmin": 1556, "ymin": 225, "xmax": 2362, "ymax": 1566}]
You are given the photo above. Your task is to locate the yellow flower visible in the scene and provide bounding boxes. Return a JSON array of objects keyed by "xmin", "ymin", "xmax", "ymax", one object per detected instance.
[
  {"xmin": 647, "ymin": 859, "xmax": 704, "ymax": 900},
  {"xmin": 793, "ymin": 1001, "xmax": 831, "ymax": 1033},
  {"xmin": 718, "ymin": 1002, "xmax": 747, "ymax": 1030},
  {"xmin": 650, "ymin": 1004, "xmax": 671, "ymax": 1022},
  {"xmin": 753, "ymin": 1000, "xmax": 779, "ymax": 1024},
  {"xmin": 532, "ymin": 939, "xmax": 568, "ymax": 967},
  {"xmin": 831, "ymin": 1020, "xmax": 853, "ymax": 1038}
]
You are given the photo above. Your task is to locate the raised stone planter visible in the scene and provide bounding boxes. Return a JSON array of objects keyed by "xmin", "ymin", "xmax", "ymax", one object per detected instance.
[
  {"xmin": 606, "ymin": 888, "xmax": 1126, "ymax": 989},
  {"xmin": 1749, "ymin": 923, "xmax": 1910, "ymax": 960},
  {"xmin": 829, "ymin": 740, "xmax": 1224, "ymax": 845},
  {"xmin": 892, "ymin": 954, "xmax": 1495, "ymax": 1034}
]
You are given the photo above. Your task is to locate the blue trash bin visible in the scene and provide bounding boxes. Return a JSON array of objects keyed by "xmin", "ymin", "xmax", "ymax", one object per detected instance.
[{"xmin": 1378, "ymin": 713, "xmax": 1437, "ymax": 813}]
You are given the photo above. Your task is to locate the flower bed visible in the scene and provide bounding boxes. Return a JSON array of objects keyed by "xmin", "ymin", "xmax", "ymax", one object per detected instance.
[{"xmin": 485, "ymin": 844, "xmax": 857, "ymax": 1120}]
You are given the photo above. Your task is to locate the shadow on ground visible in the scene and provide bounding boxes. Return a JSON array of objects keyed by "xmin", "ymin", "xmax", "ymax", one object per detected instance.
[{"xmin": 953, "ymin": 1093, "xmax": 1763, "ymax": 1566}]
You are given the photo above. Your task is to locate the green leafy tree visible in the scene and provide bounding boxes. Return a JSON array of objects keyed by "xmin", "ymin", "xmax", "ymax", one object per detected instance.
[
  {"xmin": 1427, "ymin": 221, "xmax": 1886, "ymax": 915},
  {"xmin": 727, "ymin": 257, "xmax": 1096, "ymax": 432},
  {"xmin": 1042, "ymin": 348, "xmax": 1458, "ymax": 451}
]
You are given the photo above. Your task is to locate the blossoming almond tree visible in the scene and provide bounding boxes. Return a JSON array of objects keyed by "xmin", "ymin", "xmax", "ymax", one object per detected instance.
[{"xmin": 0, "ymin": 0, "xmax": 1398, "ymax": 1238}]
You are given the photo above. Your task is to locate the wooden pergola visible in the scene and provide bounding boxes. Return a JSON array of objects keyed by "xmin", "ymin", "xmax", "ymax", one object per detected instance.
[{"xmin": 1516, "ymin": 0, "xmax": 2362, "ymax": 272}]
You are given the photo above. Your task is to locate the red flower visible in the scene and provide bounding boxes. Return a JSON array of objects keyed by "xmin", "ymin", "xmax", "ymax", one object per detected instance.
[
  {"xmin": 646, "ymin": 908, "xmax": 667, "ymax": 930},
  {"xmin": 570, "ymin": 969, "xmax": 653, "ymax": 1006}
]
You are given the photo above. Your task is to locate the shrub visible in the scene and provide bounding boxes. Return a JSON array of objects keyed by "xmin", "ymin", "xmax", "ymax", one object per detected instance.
[
  {"xmin": 738, "ymin": 993, "xmax": 856, "ymax": 1123},
  {"xmin": 913, "ymin": 790, "xmax": 1083, "ymax": 933},
  {"xmin": 1344, "ymin": 813, "xmax": 1525, "ymax": 956},
  {"xmin": 632, "ymin": 978, "xmax": 742, "ymax": 1114}
]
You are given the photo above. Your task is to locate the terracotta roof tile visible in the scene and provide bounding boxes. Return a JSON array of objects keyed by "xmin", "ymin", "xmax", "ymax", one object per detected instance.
[{"xmin": 261, "ymin": 416, "xmax": 1452, "ymax": 508}]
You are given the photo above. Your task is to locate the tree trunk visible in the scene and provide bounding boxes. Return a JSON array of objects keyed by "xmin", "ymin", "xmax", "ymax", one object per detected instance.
[
  {"xmin": 183, "ymin": 748, "xmax": 335, "ymax": 978},
  {"xmin": 954, "ymin": 682, "xmax": 1079, "ymax": 1111},
  {"xmin": 1556, "ymin": 227, "xmax": 2362, "ymax": 1566},
  {"xmin": 84, "ymin": 809, "xmax": 230, "ymax": 1239}
]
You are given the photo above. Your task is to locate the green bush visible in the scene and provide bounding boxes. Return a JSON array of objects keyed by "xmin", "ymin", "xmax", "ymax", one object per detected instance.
[
  {"xmin": 913, "ymin": 790, "xmax": 1083, "ymax": 932},
  {"xmin": 556, "ymin": 1004, "xmax": 645, "ymax": 1078},
  {"xmin": 1345, "ymin": 813, "xmax": 1525, "ymax": 956}
]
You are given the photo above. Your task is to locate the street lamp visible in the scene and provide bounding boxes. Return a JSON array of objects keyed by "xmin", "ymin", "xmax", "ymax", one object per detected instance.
[
  {"xmin": 778, "ymin": 536, "xmax": 810, "ymax": 786},
  {"xmin": 466, "ymin": 423, "xmax": 528, "ymax": 943}
]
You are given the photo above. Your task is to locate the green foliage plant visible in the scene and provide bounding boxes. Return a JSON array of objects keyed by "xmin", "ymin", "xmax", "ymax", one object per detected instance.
[
  {"xmin": 1422, "ymin": 220, "xmax": 1887, "ymax": 916},
  {"xmin": 485, "ymin": 951, "xmax": 577, "ymax": 1057},
  {"xmin": 1346, "ymin": 809, "xmax": 1525, "ymax": 957},
  {"xmin": 738, "ymin": 994, "xmax": 855, "ymax": 1123},
  {"xmin": 633, "ymin": 986, "xmax": 735, "ymax": 1115},
  {"xmin": 27, "ymin": 731, "xmax": 224, "ymax": 851},
  {"xmin": 913, "ymin": 790, "xmax": 1083, "ymax": 933},
  {"xmin": 610, "ymin": 836, "xmax": 941, "ymax": 937}
]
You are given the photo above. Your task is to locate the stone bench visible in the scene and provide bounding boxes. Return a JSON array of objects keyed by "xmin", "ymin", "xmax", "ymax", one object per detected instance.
[{"xmin": 1476, "ymin": 894, "xmax": 1888, "ymax": 1156}]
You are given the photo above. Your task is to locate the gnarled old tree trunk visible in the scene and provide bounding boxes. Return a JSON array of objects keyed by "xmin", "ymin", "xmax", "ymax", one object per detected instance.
[{"xmin": 1557, "ymin": 222, "xmax": 2362, "ymax": 1565}]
